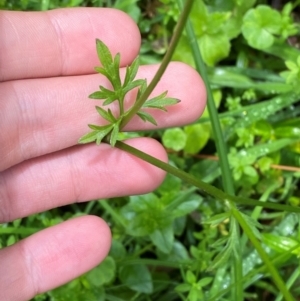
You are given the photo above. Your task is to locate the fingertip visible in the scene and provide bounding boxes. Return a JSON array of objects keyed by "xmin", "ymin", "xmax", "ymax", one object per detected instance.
[
  {"xmin": 165, "ymin": 62, "xmax": 207, "ymax": 124},
  {"xmin": 123, "ymin": 137, "xmax": 168, "ymax": 191}
]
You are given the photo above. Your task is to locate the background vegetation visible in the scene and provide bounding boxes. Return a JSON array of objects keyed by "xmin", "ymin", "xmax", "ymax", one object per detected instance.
[{"xmin": 1, "ymin": 0, "xmax": 300, "ymax": 300}]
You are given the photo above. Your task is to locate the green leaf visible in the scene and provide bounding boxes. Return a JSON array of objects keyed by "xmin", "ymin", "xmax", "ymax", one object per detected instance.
[
  {"xmin": 175, "ymin": 283, "xmax": 192, "ymax": 293},
  {"xmin": 162, "ymin": 128, "xmax": 187, "ymax": 151},
  {"xmin": 122, "ymin": 79, "xmax": 145, "ymax": 94},
  {"xmin": 85, "ymin": 256, "xmax": 116, "ymax": 287},
  {"xmin": 197, "ymin": 277, "xmax": 213, "ymax": 287},
  {"xmin": 143, "ymin": 91, "xmax": 180, "ymax": 110},
  {"xmin": 262, "ymin": 233, "xmax": 300, "ymax": 255},
  {"xmin": 110, "ymin": 120, "xmax": 121, "ymax": 147},
  {"xmin": 240, "ymin": 212, "xmax": 262, "ymax": 240},
  {"xmin": 96, "ymin": 106, "xmax": 116, "ymax": 123},
  {"xmin": 184, "ymin": 123, "xmax": 210, "ymax": 154},
  {"xmin": 209, "ymin": 243, "xmax": 232, "ymax": 270},
  {"xmin": 172, "ymin": 199, "xmax": 201, "ymax": 218},
  {"xmin": 94, "ymin": 66, "xmax": 109, "ymax": 78},
  {"xmin": 150, "ymin": 224, "xmax": 174, "ymax": 254},
  {"xmin": 89, "ymin": 91, "xmax": 109, "ymax": 99},
  {"xmin": 137, "ymin": 111, "xmax": 157, "ymax": 125},
  {"xmin": 202, "ymin": 212, "xmax": 231, "ymax": 227},
  {"xmin": 124, "ymin": 56, "xmax": 140, "ymax": 87},
  {"xmin": 119, "ymin": 264, "xmax": 153, "ymax": 294},
  {"xmin": 96, "ymin": 39, "xmax": 113, "ymax": 70},
  {"xmin": 200, "ymin": 33, "xmax": 231, "ymax": 66},
  {"xmin": 78, "ymin": 125, "xmax": 113, "ymax": 145},
  {"xmin": 113, "ymin": 53, "xmax": 121, "ymax": 89},
  {"xmin": 186, "ymin": 270, "xmax": 196, "ymax": 284},
  {"xmin": 242, "ymin": 5, "xmax": 281, "ymax": 49},
  {"xmin": 78, "ymin": 131, "xmax": 99, "ymax": 144}
]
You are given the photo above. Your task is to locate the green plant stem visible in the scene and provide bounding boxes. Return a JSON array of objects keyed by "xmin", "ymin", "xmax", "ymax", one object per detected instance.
[
  {"xmin": 0, "ymin": 227, "xmax": 40, "ymax": 235},
  {"xmin": 115, "ymin": 141, "xmax": 300, "ymax": 213},
  {"xmin": 275, "ymin": 267, "xmax": 300, "ymax": 301},
  {"xmin": 116, "ymin": 141, "xmax": 296, "ymax": 301},
  {"xmin": 119, "ymin": 0, "xmax": 194, "ymax": 130},
  {"xmin": 179, "ymin": 0, "xmax": 241, "ymax": 297},
  {"xmin": 99, "ymin": 199, "xmax": 127, "ymax": 228}
]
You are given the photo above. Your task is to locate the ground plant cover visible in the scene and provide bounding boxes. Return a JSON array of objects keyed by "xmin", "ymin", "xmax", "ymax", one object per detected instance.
[{"xmin": 1, "ymin": 0, "xmax": 300, "ymax": 300}]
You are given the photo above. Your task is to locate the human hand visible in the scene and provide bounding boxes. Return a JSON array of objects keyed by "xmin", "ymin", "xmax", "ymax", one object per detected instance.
[{"xmin": 0, "ymin": 8, "xmax": 206, "ymax": 301}]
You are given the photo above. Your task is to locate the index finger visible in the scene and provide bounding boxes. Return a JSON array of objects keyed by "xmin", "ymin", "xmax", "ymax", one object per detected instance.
[{"xmin": 0, "ymin": 8, "xmax": 141, "ymax": 81}]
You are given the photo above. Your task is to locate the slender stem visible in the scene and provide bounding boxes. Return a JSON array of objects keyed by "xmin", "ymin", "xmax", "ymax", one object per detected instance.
[
  {"xmin": 275, "ymin": 267, "xmax": 300, "ymax": 301},
  {"xmin": 0, "ymin": 227, "xmax": 40, "ymax": 235},
  {"xmin": 176, "ymin": 1, "xmax": 240, "ymax": 298},
  {"xmin": 119, "ymin": 0, "xmax": 195, "ymax": 130},
  {"xmin": 99, "ymin": 200, "xmax": 127, "ymax": 229},
  {"xmin": 115, "ymin": 141, "xmax": 300, "ymax": 214}
]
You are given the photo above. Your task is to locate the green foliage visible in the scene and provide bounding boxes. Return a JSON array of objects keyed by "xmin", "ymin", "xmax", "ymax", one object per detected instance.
[
  {"xmin": 2, "ymin": 1, "xmax": 300, "ymax": 301},
  {"xmin": 78, "ymin": 39, "xmax": 179, "ymax": 146}
]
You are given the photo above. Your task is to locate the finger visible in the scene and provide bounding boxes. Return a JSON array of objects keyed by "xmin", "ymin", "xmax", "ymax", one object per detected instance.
[
  {"xmin": 0, "ymin": 8, "xmax": 141, "ymax": 81},
  {"xmin": 0, "ymin": 62, "xmax": 206, "ymax": 171},
  {"xmin": 0, "ymin": 138, "xmax": 167, "ymax": 222},
  {"xmin": 0, "ymin": 215, "xmax": 111, "ymax": 301}
]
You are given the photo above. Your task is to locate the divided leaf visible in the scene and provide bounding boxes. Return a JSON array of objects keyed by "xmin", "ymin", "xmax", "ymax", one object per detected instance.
[
  {"xmin": 143, "ymin": 91, "xmax": 180, "ymax": 111},
  {"xmin": 79, "ymin": 39, "xmax": 180, "ymax": 147},
  {"xmin": 96, "ymin": 106, "xmax": 116, "ymax": 123},
  {"xmin": 124, "ymin": 56, "xmax": 140, "ymax": 87},
  {"xmin": 137, "ymin": 111, "xmax": 158, "ymax": 125}
]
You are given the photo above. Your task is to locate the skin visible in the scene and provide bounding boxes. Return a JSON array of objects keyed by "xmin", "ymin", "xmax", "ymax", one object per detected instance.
[{"xmin": 0, "ymin": 7, "xmax": 206, "ymax": 301}]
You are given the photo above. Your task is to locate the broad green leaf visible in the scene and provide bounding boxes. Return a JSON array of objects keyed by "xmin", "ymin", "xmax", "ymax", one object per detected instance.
[
  {"xmin": 189, "ymin": 287, "xmax": 202, "ymax": 301},
  {"xmin": 121, "ymin": 193, "xmax": 173, "ymax": 237},
  {"xmin": 137, "ymin": 111, "xmax": 157, "ymax": 125},
  {"xmin": 157, "ymin": 241, "xmax": 190, "ymax": 262},
  {"xmin": 175, "ymin": 283, "xmax": 191, "ymax": 293},
  {"xmin": 242, "ymin": 5, "xmax": 281, "ymax": 49},
  {"xmin": 197, "ymin": 277, "xmax": 213, "ymax": 287},
  {"xmin": 157, "ymin": 171, "xmax": 181, "ymax": 195},
  {"xmin": 96, "ymin": 39, "xmax": 113, "ymax": 70},
  {"xmin": 162, "ymin": 128, "xmax": 187, "ymax": 151},
  {"xmin": 186, "ymin": 270, "xmax": 196, "ymax": 284},
  {"xmin": 96, "ymin": 106, "xmax": 116, "ymax": 123},
  {"xmin": 200, "ymin": 33, "xmax": 231, "ymax": 66},
  {"xmin": 150, "ymin": 224, "xmax": 174, "ymax": 254},
  {"xmin": 172, "ymin": 199, "xmax": 201, "ymax": 218},
  {"xmin": 119, "ymin": 264, "xmax": 153, "ymax": 294},
  {"xmin": 109, "ymin": 239, "xmax": 126, "ymax": 261},
  {"xmin": 184, "ymin": 123, "xmax": 210, "ymax": 154},
  {"xmin": 85, "ymin": 256, "xmax": 116, "ymax": 287}
]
